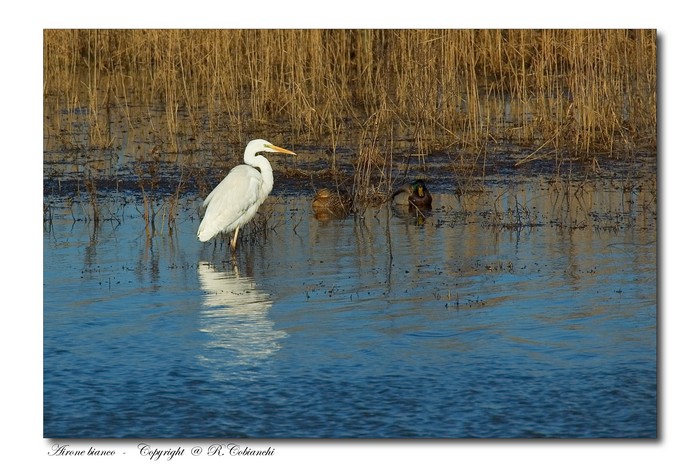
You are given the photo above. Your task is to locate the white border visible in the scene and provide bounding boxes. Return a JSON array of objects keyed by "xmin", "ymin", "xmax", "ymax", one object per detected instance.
[{"xmin": 7, "ymin": 1, "xmax": 694, "ymax": 465}]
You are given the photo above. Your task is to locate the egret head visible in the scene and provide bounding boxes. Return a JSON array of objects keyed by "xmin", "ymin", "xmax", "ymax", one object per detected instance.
[{"xmin": 248, "ymin": 139, "xmax": 297, "ymax": 156}]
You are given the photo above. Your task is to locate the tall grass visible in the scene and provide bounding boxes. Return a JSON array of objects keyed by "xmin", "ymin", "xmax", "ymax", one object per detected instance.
[{"xmin": 44, "ymin": 29, "xmax": 656, "ymax": 185}]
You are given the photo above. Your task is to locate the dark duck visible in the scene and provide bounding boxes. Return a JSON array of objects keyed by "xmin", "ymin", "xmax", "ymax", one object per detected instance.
[{"xmin": 391, "ymin": 180, "xmax": 432, "ymax": 210}]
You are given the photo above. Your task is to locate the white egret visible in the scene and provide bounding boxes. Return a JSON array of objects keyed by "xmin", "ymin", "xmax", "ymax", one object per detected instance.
[{"xmin": 197, "ymin": 139, "xmax": 296, "ymax": 250}]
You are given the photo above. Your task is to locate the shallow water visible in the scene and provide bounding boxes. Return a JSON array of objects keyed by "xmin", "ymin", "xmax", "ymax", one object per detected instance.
[{"xmin": 43, "ymin": 178, "xmax": 656, "ymax": 438}]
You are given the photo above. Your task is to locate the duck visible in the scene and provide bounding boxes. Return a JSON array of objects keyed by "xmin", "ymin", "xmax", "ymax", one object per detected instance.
[
  {"xmin": 391, "ymin": 179, "xmax": 432, "ymax": 210},
  {"xmin": 312, "ymin": 187, "xmax": 353, "ymax": 220}
]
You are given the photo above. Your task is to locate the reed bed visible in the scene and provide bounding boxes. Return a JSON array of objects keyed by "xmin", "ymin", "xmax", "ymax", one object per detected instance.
[{"xmin": 44, "ymin": 29, "xmax": 656, "ymax": 199}]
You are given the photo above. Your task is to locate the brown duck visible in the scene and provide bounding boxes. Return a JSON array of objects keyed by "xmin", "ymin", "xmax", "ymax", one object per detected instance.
[{"xmin": 312, "ymin": 188, "xmax": 353, "ymax": 219}]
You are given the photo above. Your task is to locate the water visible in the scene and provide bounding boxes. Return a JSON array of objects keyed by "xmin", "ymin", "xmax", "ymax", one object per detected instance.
[{"xmin": 43, "ymin": 179, "xmax": 657, "ymax": 438}]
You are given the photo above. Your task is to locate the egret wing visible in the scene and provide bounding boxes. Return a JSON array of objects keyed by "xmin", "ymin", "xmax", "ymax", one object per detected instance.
[{"xmin": 197, "ymin": 166, "xmax": 263, "ymax": 241}]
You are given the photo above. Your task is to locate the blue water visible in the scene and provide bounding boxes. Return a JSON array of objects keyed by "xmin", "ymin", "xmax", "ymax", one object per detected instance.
[{"xmin": 44, "ymin": 180, "xmax": 657, "ymax": 438}]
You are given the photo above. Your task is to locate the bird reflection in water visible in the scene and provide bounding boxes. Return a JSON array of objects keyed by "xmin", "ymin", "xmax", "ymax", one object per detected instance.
[{"xmin": 197, "ymin": 262, "xmax": 287, "ymax": 369}]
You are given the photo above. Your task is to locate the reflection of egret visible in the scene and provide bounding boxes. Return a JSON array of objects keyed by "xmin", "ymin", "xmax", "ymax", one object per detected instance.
[
  {"xmin": 197, "ymin": 262, "xmax": 286, "ymax": 366},
  {"xmin": 312, "ymin": 187, "xmax": 353, "ymax": 220},
  {"xmin": 197, "ymin": 139, "xmax": 296, "ymax": 250},
  {"xmin": 391, "ymin": 180, "xmax": 433, "ymax": 210}
]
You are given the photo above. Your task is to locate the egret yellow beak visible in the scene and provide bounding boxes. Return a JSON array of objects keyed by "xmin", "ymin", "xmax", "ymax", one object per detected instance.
[{"xmin": 265, "ymin": 143, "xmax": 296, "ymax": 156}]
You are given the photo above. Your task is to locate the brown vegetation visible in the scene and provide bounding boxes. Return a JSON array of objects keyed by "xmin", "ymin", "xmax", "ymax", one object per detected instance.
[{"xmin": 44, "ymin": 29, "xmax": 657, "ymax": 200}]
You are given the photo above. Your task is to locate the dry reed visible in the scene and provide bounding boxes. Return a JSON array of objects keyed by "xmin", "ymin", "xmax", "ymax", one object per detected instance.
[{"xmin": 44, "ymin": 29, "xmax": 656, "ymax": 197}]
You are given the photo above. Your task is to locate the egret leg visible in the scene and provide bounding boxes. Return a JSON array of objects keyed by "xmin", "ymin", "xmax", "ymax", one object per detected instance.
[{"xmin": 230, "ymin": 226, "xmax": 240, "ymax": 251}]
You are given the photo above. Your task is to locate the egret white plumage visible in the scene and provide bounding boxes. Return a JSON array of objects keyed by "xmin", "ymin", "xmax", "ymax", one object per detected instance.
[{"xmin": 197, "ymin": 139, "xmax": 296, "ymax": 250}]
